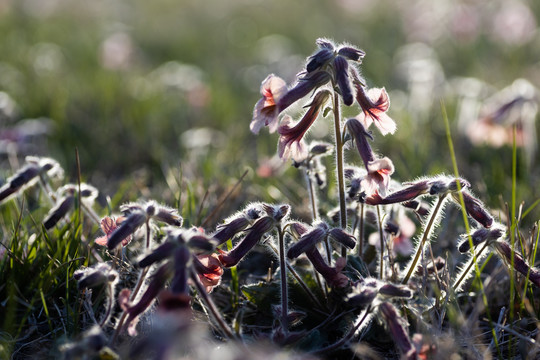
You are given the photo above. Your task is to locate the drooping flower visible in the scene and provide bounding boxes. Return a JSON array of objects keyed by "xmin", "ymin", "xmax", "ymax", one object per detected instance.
[
  {"xmin": 251, "ymin": 74, "xmax": 288, "ymax": 134},
  {"xmin": 193, "ymin": 253, "xmax": 223, "ymax": 293},
  {"xmin": 95, "ymin": 216, "xmax": 132, "ymax": 247},
  {"xmin": 278, "ymin": 90, "xmax": 331, "ymax": 161},
  {"xmin": 355, "ymin": 84, "xmax": 396, "ymax": 135},
  {"xmin": 345, "ymin": 119, "xmax": 394, "ymax": 197}
]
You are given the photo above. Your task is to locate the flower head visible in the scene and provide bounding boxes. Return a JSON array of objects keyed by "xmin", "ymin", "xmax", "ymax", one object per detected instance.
[
  {"xmin": 251, "ymin": 74, "xmax": 288, "ymax": 134},
  {"xmin": 278, "ymin": 90, "xmax": 331, "ymax": 161},
  {"xmin": 95, "ymin": 216, "xmax": 132, "ymax": 247},
  {"xmin": 355, "ymin": 85, "xmax": 396, "ymax": 135}
]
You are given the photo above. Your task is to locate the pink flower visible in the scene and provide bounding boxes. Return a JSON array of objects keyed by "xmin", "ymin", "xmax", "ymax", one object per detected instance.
[
  {"xmin": 355, "ymin": 86, "xmax": 396, "ymax": 135},
  {"xmin": 277, "ymin": 90, "xmax": 330, "ymax": 161},
  {"xmin": 250, "ymin": 74, "xmax": 288, "ymax": 134},
  {"xmin": 194, "ymin": 253, "xmax": 224, "ymax": 293},
  {"xmin": 361, "ymin": 157, "xmax": 395, "ymax": 197},
  {"xmin": 95, "ymin": 216, "xmax": 132, "ymax": 247}
]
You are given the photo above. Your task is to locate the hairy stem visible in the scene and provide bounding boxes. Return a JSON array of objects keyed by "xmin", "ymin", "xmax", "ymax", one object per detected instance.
[
  {"xmin": 401, "ymin": 195, "xmax": 446, "ymax": 284},
  {"xmin": 278, "ymin": 226, "xmax": 289, "ymax": 332},
  {"xmin": 332, "ymin": 91, "xmax": 347, "ymax": 257}
]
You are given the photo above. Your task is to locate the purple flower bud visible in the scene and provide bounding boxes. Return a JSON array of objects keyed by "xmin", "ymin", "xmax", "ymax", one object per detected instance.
[
  {"xmin": 458, "ymin": 227, "xmax": 504, "ymax": 253},
  {"xmin": 138, "ymin": 241, "xmax": 178, "ymax": 267},
  {"xmin": 289, "ymin": 221, "xmax": 309, "ymax": 238},
  {"xmin": 287, "ymin": 224, "xmax": 328, "ymax": 259},
  {"xmin": 416, "ymin": 256, "xmax": 446, "ymax": 276},
  {"xmin": 74, "ymin": 263, "xmax": 118, "ymax": 289},
  {"xmin": 345, "ymin": 118, "xmax": 375, "ymax": 165},
  {"xmin": 337, "ymin": 46, "xmax": 365, "ymax": 62},
  {"xmin": 347, "ymin": 286, "xmax": 378, "ymax": 307},
  {"xmin": 316, "ymin": 38, "xmax": 335, "ymax": 50},
  {"xmin": 452, "ymin": 191, "xmax": 493, "ymax": 228},
  {"xmin": 378, "ymin": 284, "xmax": 413, "ymax": 298},
  {"xmin": 306, "ymin": 48, "xmax": 334, "ymax": 73},
  {"xmin": 305, "ymin": 247, "xmax": 349, "ymax": 288},
  {"xmin": 154, "ymin": 205, "xmax": 182, "ymax": 226},
  {"xmin": 380, "ymin": 302, "xmax": 417, "ymax": 360},
  {"xmin": 365, "ymin": 181, "xmax": 430, "ymax": 205},
  {"xmin": 493, "ymin": 240, "xmax": 540, "ymax": 288},
  {"xmin": 334, "ymin": 56, "xmax": 353, "ymax": 106},
  {"xmin": 277, "ymin": 71, "xmax": 331, "ymax": 112},
  {"xmin": 262, "ymin": 203, "xmax": 291, "ymax": 222},
  {"xmin": 309, "ymin": 142, "xmax": 333, "ymax": 156},
  {"xmin": 43, "ymin": 195, "xmax": 75, "ymax": 229},
  {"xmin": 218, "ymin": 216, "xmax": 274, "ymax": 267},
  {"xmin": 212, "ymin": 217, "xmax": 250, "ymax": 245},
  {"xmin": 328, "ymin": 228, "xmax": 356, "ymax": 250},
  {"xmin": 107, "ymin": 210, "xmax": 147, "ymax": 250}
]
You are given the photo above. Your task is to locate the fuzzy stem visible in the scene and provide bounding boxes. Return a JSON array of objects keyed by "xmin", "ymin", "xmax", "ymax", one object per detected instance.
[
  {"xmin": 190, "ymin": 269, "xmax": 236, "ymax": 339},
  {"xmin": 278, "ymin": 226, "xmax": 289, "ymax": 332},
  {"xmin": 376, "ymin": 206, "xmax": 385, "ymax": 279},
  {"xmin": 332, "ymin": 91, "xmax": 347, "ymax": 257},
  {"xmin": 401, "ymin": 195, "xmax": 446, "ymax": 284},
  {"xmin": 357, "ymin": 203, "xmax": 365, "ymax": 258},
  {"xmin": 305, "ymin": 167, "xmax": 319, "ymax": 221},
  {"xmin": 267, "ymin": 243, "xmax": 324, "ymax": 309},
  {"xmin": 99, "ymin": 282, "xmax": 115, "ymax": 328}
]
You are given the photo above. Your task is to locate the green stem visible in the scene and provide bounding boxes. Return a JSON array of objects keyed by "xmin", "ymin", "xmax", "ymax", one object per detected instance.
[{"xmin": 401, "ymin": 195, "xmax": 446, "ymax": 284}]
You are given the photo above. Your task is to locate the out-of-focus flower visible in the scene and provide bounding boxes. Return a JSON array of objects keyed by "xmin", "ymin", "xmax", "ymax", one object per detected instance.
[
  {"xmin": 355, "ymin": 86, "xmax": 396, "ymax": 135},
  {"xmin": 73, "ymin": 262, "xmax": 118, "ymax": 290},
  {"xmin": 250, "ymin": 74, "xmax": 288, "ymax": 134},
  {"xmin": 380, "ymin": 302, "xmax": 417, "ymax": 360},
  {"xmin": 100, "ymin": 32, "xmax": 135, "ymax": 71},
  {"xmin": 368, "ymin": 210, "xmax": 416, "ymax": 257},
  {"xmin": 489, "ymin": 1, "xmax": 537, "ymax": 46},
  {"xmin": 95, "ymin": 216, "xmax": 131, "ymax": 247},
  {"xmin": 193, "ymin": 253, "xmax": 223, "ymax": 293},
  {"xmin": 0, "ymin": 156, "xmax": 62, "ymax": 204}
]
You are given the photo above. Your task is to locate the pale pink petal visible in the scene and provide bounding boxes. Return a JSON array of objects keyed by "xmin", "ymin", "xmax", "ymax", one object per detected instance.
[
  {"xmin": 250, "ymin": 74, "xmax": 288, "ymax": 134},
  {"xmin": 95, "ymin": 236, "xmax": 108, "ymax": 246}
]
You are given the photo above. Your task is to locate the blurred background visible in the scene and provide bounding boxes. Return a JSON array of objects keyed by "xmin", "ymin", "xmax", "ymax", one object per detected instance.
[{"xmin": 0, "ymin": 0, "xmax": 539, "ymax": 224}]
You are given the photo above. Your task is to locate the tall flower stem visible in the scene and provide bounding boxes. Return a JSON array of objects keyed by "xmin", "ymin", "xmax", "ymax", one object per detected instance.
[
  {"xmin": 332, "ymin": 91, "xmax": 347, "ymax": 257},
  {"xmin": 401, "ymin": 195, "xmax": 447, "ymax": 284},
  {"xmin": 376, "ymin": 206, "xmax": 385, "ymax": 279},
  {"xmin": 111, "ymin": 221, "xmax": 152, "ymax": 345},
  {"xmin": 278, "ymin": 226, "xmax": 289, "ymax": 332},
  {"xmin": 190, "ymin": 269, "xmax": 236, "ymax": 339}
]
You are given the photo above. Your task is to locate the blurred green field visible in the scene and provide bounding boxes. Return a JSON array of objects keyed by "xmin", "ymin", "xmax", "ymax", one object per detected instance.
[{"xmin": 1, "ymin": 0, "xmax": 539, "ymax": 220}]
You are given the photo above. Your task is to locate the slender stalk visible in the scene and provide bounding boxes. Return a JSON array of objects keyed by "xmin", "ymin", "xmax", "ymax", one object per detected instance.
[
  {"xmin": 332, "ymin": 91, "xmax": 347, "ymax": 257},
  {"xmin": 267, "ymin": 243, "xmax": 324, "ymax": 309},
  {"xmin": 401, "ymin": 195, "xmax": 446, "ymax": 284},
  {"xmin": 376, "ymin": 206, "xmax": 385, "ymax": 279},
  {"xmin": 357, "ymin": 203, "xmax": 365, "ymax": 258},
  {"xmin": 305, "ymin": 167, "xmax": 319, "ymax": 221},
  {"xmin": 99, "ymin": 282, "xmax": 115, "ymax": 327},
  {"xmin": 277, "ymin": 226, "xmax": 289, "ymax": 332},
  {"xmin": 190, "ymin": 269, "xmax": 235, "ymax": 339}
]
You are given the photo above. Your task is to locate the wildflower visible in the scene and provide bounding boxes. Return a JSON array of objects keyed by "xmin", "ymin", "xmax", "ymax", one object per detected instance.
[
  {"xmin": 212, "ymin": 203, "xmax": 264, "ymax": 244},
  {"xmin": 277, "ymin": 71, "xmax": 332, "ymax": 113},
  {"xmin": 365, "ymin": 180, "xmax": 430, "ymax": 205},
  {"xmin": 493, "ymin": 240, "xmax": 540, "ymax": 288},
  {"xmin": 43, "ymin": 195, "xmax": 75, "ymax": 230},
  {"xmin": 0, "ymin": 156, "xmax": 63, "ymax": 204},
  {"xmin": 348, "ymin": 278, "xmax": 412, "ymax": 307},
  {"xmin": 95, "ymin": 216, "xmax": 131, "ymax": 247},
  {"xmin": 287, "ymin": 221, "xmax": 355, "ymax": 259},
  {"xmin": 451, "ymin": 190, "xmax": 493, "ymax": 228},
  {"xmin": 193, "ymin": 253, "xmax": 223, "ymax": 293},
  {"xmin": 305, "ymin": 247, "xmax": 349, "ymax": 288},
  {"xmin": 345, "ymin": 118, "xmax": 395, "ymax": 196},
  {"xmin": 334, "ymin": 56, "xmax": 353, "ymax": 105},
  {"xmin": 306, "ymin": 47, "xmax": 334, "ymax": 73},
  {"xmin": 277, "ymin": 90, "xmax": 331, "ymax": 161},
  {"xmin": 218, "ymin": 216, "xmax": 275, "ymax": 267},
  {"xmin": 457, "ymin": 226, "xmax": 504, "ymax": 253},
  {"xmin": 107, "ymin": 201, "xmax": 182, "ymax": 250},
  {"xmin": 354, "ymin": 83, "xmax": 396, "ymax": 135},
  {"xmin": 380, "ymin": 302, "xmax": 417, "ymax": 360},
  {"xmin": 250, "ymin": 74, "xmax": 288, "ymax": 134},
  {"xmin": 73, "ymin": 262, "xmax": 118, "ymax": 289}
]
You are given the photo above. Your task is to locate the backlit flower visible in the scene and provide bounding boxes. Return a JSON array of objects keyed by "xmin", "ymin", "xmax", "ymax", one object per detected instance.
[
  {"xmin": 355, "ymin": 85, "xmax": 396, "ymax": 135},
  {"xmin": 95, "ymin": 216, "xmax": 131, "ymax": 247},
  {"xmin": 193, "ymin": 253, "xmax": 223, "ymax": 293},
  {"xmin": 251, "ymin": 74, "xmax": 288, "ymax": 134}
]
